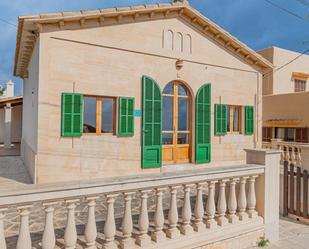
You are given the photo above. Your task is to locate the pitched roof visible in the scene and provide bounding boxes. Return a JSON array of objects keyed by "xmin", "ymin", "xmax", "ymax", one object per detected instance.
[{"xmin": 14, "ymin": 1, "xmax": 273, "ymax": 78}]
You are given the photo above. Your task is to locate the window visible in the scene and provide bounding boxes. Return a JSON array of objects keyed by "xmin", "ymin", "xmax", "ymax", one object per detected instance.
[
  {"xmin": 285, "ymin": 128, "xmax": 295, "ymax": 142},
  {"xmin": 262, "ymin": 127, "xmax": 273, "ymax": 142},
  {"xmin": 295, "ymin": 79, "xmax": 306, "ymax": 92},
  {"xmin": 83, "ymin": 96, "xmax": 116, "ymax": 135},
  {"xmin": 296, "ymin": 128, "xmax": 309, "ymax": 143},
  {"xmin": 226, "ymin": 105, "xmax": 242, "ymax": 133}
]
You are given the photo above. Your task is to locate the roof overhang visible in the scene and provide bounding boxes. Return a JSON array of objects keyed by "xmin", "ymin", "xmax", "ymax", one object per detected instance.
[
  {"xmin": 0, "ymin": 96, "xmax": 23, "ymax": 108},
  {"xmin": 14, "ymin": 2, "xmax": 274, "ymax": 78},
  {"xmin": 292, "ymin": 72, "xmax": 309, "ymax": 79},
  {"xmin": 265, "ymin": 119, "xmax": 302, "ymax": 128}
]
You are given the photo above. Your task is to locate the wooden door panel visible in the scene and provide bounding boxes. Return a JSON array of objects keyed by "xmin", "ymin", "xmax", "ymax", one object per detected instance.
[{"xmin": 162, "ymin": 147, "xmax": 173, "ymax": 162}]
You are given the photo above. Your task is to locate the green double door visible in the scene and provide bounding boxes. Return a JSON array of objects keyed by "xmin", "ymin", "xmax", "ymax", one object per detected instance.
[{"xmin": 141, "ymin": 75, "xmax": 211, "ymax": 168}]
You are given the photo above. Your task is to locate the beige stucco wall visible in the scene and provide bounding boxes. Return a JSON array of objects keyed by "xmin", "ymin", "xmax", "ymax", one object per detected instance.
[
  {"xmin": 258, "ymin": 47, "xmax": 309, "ymax": 95},
  {"xmin": 30, "ymin": 17, "xmax": 263, "ymax": 183},
  {"xmin": 0, "ymin": 104, "xmax": 22, "ymax": 143},
  {"xmin": 263, "ymin": 91, "xmax": 309, "ymax": 127},
  {"xmin": 21, "ymin": 40, "xmax": 40, "ymax": 182}
]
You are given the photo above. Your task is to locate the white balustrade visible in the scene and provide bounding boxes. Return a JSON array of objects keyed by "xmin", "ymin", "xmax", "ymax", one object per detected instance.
[
  {"xmin": 16, "ymin": 206, "xmax": 32, "ymax": 249},
  {"xmin": 152, "ymin": 188, "xmax": 166, "ymax": 243},
  {"xmin": 228, "ymin": 178, "xmax": 238, "ymax": 224},
  {"xmin": 84, "ymin": 197, "xmax": 98, "ymax": 249},
  {"xmin": 0, "ymin": 209, "xmax": 7, "ymax": 249},
  {"xmin": 42, "ymin": 202, "xmax": 57, "ymax": 249},
  {"xmin": 120, "ymin": 192, "xmax": 135, "ymax": 249},
  {"xmin": 193, "ymin": 183, "xmax": 205, "ymax": 232},
  {"xmin": 167, "ymin": 186, "xmax": 181, "ymax": 239},
  {"xmin": 180, "ymin": 184, "xmax": 193, "ymax": 235},
  {"xmin": 0, "ymin": 166, "xmax": 266, "ymax": 249},
  {"xmin": 103, "ymin": 194, "xmax": 118, "ymax": 249},
  {"xmin": 64, "ymin": 200, "xmax": 78, "ymax": 249},
  {"xmin": 205, "ymin": 181, "xmax": 217, "ymax": 229},
  {"xmin": 238, "ymin": 177, "xmax": 249, "ymax": 221},
  {"xmin": 136, "ymin": 190, "xmax": 151, "ymax": 246}
]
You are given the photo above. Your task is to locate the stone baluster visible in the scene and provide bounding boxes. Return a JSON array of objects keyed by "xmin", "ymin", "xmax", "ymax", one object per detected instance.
[
  {"xmin": 0, "ymin": 208, "xmax": 7, "ymax": 249},
  {"xmin": 120, "ymin": 192, "xmax": 135, "ymax": 249},
  {"xmin": 151, "ymin": 188, "xmax": 166, "ymax": 243},
  {"xmin": 247, "ymin": 176, "xmax": 258, "ymax": 219},
  {"xmin": 193, "ymin": 183, "xmax": 205, "ymax": 232},
  {"xmin": 285, "ymin": 146, "xmax": 290, "ymax": 162},
  {"xmin": 136, "ymin": 190, "xmax": 151, "ymax": 246},
  {"xmin": 16, "ymin": 205, "xmax": 32, "ymax": 249},
  {"xmin": 205, "ymin": 181, "xmax": 217, "ymax": 229},
  {"xmin": 290, "ymin": 146, "xmax": 296, "ymax": 164},
  {"xmin": 227, "ymin": 178, "xmax": 238, "ymax": 224},
  {"xmin": 85, "ymin": 197, "xmax": 99, "ymax": 249},
  {"xmin": 42, "ymin": 202, "xmax": 57, "ymax": 249},
  {"xmin": 238, "ymin": 177, "xmax": 249, "ymax": 221},
  {"xmin": 180, "ymin": 184, "xmax": 193, "ymax": 235},
  {"xmin": 64, "ymin": 200, "xmax": 78, "ymax": 249},
  {"xmin": 103, "ymin": 194, "xmax": 118, "ymax": 249},
  {"xmin": 167, "ymin": 186, "xmax": 180, "ymax": 239},
  {"xmin": 296, "ymin": 147, "xmax": 302, "ymax": 166},
  {"xmin": 217, "ymin": 180, "xmax": 228, "ymax": 226}
]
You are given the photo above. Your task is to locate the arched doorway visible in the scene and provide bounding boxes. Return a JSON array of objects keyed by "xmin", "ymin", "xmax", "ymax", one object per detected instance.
[{"xmin": 162, "ymin": 81, "xmax": 192, "ymax": 164}]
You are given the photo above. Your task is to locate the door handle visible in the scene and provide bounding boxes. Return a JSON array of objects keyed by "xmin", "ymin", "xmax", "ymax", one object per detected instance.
[{"xmin": 143, "ymin": 129, "xmax": 149, "ymax": 133}]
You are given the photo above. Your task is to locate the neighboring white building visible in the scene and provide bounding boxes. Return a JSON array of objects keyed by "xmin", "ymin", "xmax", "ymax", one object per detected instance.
[{"xmin": 0, "ymin": 80, "xmax": 23, "ymax": 149}]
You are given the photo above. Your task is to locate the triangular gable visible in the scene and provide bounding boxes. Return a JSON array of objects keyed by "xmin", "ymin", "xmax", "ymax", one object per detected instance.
[{"xmin": 14, "ymin": 1, "xmax": 273, "ymax": 78}]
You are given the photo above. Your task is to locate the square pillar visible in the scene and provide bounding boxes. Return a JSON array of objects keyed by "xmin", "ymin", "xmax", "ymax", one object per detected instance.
[
  {"xmin": 4, "ymin": 103, "xmax": 12, "ymax": 149},
  {"xmin": 244, "ymin": 148, "xmax": 281, "ymax": 242}
]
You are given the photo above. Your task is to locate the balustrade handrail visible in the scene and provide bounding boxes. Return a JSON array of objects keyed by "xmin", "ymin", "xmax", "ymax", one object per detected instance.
[{"xmin": 0, "ymin": 164, "xmax": 264, "ymax": 206}]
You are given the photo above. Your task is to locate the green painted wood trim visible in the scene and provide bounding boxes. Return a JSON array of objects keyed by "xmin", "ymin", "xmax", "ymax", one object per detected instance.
[{"xmin": 118, "ymin": 97, "xmax": 135, "ymax": 137}]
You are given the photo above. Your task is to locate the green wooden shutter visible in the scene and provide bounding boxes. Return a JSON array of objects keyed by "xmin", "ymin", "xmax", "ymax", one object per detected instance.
[
  {"xmin": 142, "ymin": 75, "xmax": 162, "ymax": 169},
  {"xmin": 195, "ymin": 84, "xmax": 211, "ymax": 164},
  {"xmin": 61, "ymin": 93, "xmax": 83, "ymax": 137},
  {"xmin": 214, "ymin": 104, "xmax": 227, "ymax": 136},
  {"xmin": 245, "ymin": 106, "xmax": 254, "ymax": 135},
  {"xmin": 118, "ymin": 97, "xmax": 134, "ymax": 137}
]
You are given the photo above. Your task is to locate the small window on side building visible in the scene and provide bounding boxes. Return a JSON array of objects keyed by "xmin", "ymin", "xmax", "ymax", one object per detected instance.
[{"xmin": 295, "ymin": 79, "xmax": 306, "ymax": 92}]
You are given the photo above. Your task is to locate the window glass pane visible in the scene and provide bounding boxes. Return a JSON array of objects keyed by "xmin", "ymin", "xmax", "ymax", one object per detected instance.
[
  {"xmin": 162, "ymin": 96, "xmax": 173, "ymax": 131},
  {"xmin": 163, "ymin": 82, "xmax": 174, "ymax": 94},
  {"xmin": 178, "ymin": 133, "xmax": 189, "ymax": 144},
  {"xmin": 286, "ymin": 128, "xmax": 295, "ymax": 142},
  {"xmin": 163, "ymin": 133, "xmax": 173, "ymax": 145},
  {"xmin": 178, "ymin": 98, "xmax": 189, "ymax": 131},
  {"xmin": 102, "ymin": 98, "xmax": 114, "ymax": 133},
  {"xmin": 226, "ymin": 106, "xmax": 230, "ymax": 132},
  {"xmin": 178, "ymin": 84, "xmax": 188, "ymax": 96},
  {"xmin": 275, "ymin": 128, "xmax": 284, "ymax": 139},
  {"xmin": 233, "ymin": 107, "xmax": 240, "ymax": 132},
  {"xmin": 83, "ymin": 97, "xmax": 97, "ymax": 133}
]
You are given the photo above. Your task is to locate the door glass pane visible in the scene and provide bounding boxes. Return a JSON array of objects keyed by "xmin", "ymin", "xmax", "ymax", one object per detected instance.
[
  {"xmin": 178, "ymin": 133, "xmax": 189, "ymax": 144},
  {"xmin": 163, "ymin": 133, "xmax": 173, "ymax": 145},
  {"xmin": 83, "ymin": 97, "xmax": 97, "ymax": 133},
  {"xmin": 163, "ymin": 96, "xmax": 173, "ymax": 131},
  {"xmin": 286, "ymin": 128, "xmax": 295, "ymax": 142},
  {"xmin": 178, "ymin": 84, "xmax": 188, "ymax": 96},
  {"xmin": 233, "ymin": 107, "xmax": 240, "ymax": 132},
  {"xmin": 178, "ymin": 98, "xmax": 189, "ymax": 131},
  {"xmin": 102, "ymin": 98, "xmax": 114, "ymax": 133},
  {"xmin": 163, "ymin": 82, "xmax": 174, "ymax": 94}
]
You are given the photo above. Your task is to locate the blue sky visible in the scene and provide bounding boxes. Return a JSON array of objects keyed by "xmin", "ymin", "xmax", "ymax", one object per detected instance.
[{"xmin": 0, "ymin": 0, "xmax": 308, "ymax": 96}]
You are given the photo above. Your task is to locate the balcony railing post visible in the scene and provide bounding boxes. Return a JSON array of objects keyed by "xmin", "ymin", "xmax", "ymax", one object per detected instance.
[
  {"xmin": 152, "ymin": 188, "xmax": 166, "ymax": 243},
  {"xmin": 16, "ymin": 205, "xmax": 32, "ymax": 249},
  {"xmin": 64, "ymin": 200, "xmax": 78, "ymax": 249},
  {"xmin": 103, "ymin": 194, "xmax": 118, "ymax": 249},
  {"xmin": 167, "ymin": 186, "xmax": 181, "ymax": 239},
  {"xmin": 205, "ymin": 181, "xmax": 217, "ymax": 229},
  {"xmin": 42, "ymin": 202, "xmax": 57, "ymax": 249},
  {"xmin": 180, "ymin": 184, "xmax": 193, "ymax": 235},
  {"xmin": 85, "ymin": 197, "xmax": 98, "ymax": 249},
  {"xmin": 217, "ymin": 179, "xmax": 228, "ymax": 226},
  {"xmin": 0, "ymin": 208, "xmax": 7, "ymax": 249},
  {"xmin": 120, "ymin": 192, "xmax": 135, "ymax": 249},
  {"xmin": 193, "ymin": 183, "xmax": 206, "ymax": 232},
  {"xmin": 247, "ymin": 176, "xmax": 258, "ymax": 219},
  {"xmin": 228, "ymin": 178, "xmax": 238, "ymax": 224},
  {"xmin": 238, "ymin": 177, "xmax": 249, "ymax": 221},
  {"xmin": 136, "ymin": 190, "xmax": 151, "ymax": 246}
]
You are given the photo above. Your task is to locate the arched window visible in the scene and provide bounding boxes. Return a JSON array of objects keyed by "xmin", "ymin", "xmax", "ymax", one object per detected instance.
[
  {"xmin": 184, "ymin": 34, "xmax": 192, "ymax": 54},
  {"xmin": 175, "ymin": 32, "xmax": 183, "ymax": 52},
  {"xmin": 164, "ymin": 30, "xmax": 174, "ymax": 50}
]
